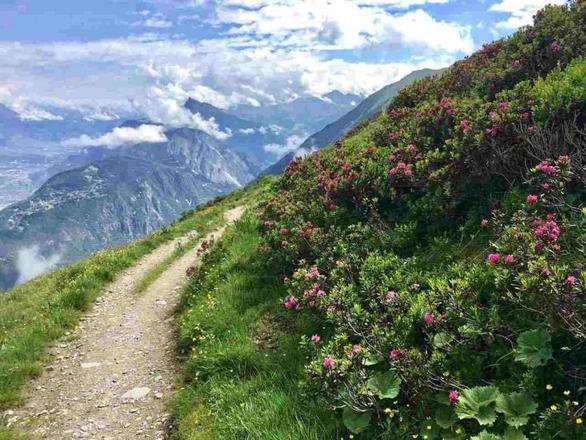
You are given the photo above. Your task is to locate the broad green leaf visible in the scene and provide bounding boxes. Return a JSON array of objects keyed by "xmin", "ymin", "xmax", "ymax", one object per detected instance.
[
  {"xmin": 342, "ymin": 407, "xmax": 372, "ymax": 433},
  {"xmin": 435, "ymin": 406, "xmax": 457, "ymax": 429},
  {"xmin": 455, "ymin": 386, "xmax": 500, "ymax": 426},
  {"xmin": 514, "ymin": 329, "xmax": 553, "ymax": 368},
  {"xmin": 367, "ymin": 371, "xmax": 401, "ymax": 399},
  {"xmin": 471, "ymin": 431, "xmax": 501, "ymax": 440},
  {"xmin": 503, "ymin": 428, "xmax": 528, "ymax": 440},
  {"xmin": 496, "ymin": 393, "xmax": 537, "ymax": 428},
  {"xmin": 363, "ymin": 356, "xmax": 381, "ymax": 366},
  {"xmin": 433, "ymin": 332, "xmax": 453, "ymax": 348}
]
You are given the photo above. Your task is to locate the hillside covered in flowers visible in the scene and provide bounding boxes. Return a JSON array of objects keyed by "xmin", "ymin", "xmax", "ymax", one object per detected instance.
[{"xmin": 258, "ymin": 3, "xmax": 585, "ymax": 438}]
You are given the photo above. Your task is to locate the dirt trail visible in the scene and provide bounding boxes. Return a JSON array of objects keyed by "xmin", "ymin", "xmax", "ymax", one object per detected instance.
[{"xmin": 6, "ymin": 207, "xmax": 245, "ymax": 439}]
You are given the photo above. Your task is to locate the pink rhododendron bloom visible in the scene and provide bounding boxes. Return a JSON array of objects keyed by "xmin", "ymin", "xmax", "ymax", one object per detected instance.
[
  {"xmin": 498, "ymin": 102, "xmax": 509, "ymax": 111},
  {"xmin": 440, "ymin": 97, "xmax": 451, "ymax": 108},
  {"xmin": 487, "ymin": 253, "xmax": 501, "ymax": 264},
  {"xmin": 389, "ymin": 168, "xmax": 397, "ymax": 176},
  {"xmin": 542, "ymin": 182, "xmax": 550, "ymax": 190},
  {"xmin": 405, "ymin": 169, "xmax": 413, "ymax": 178},
  {"xmin": 527, "ymin": 194, "xmax": 539, "ymax": 204},
  {"xmin": 537, "ymin": 161, "xmax": 557, "ymax": 175},
  {"xmin": 323, "ymin": 356, "xmax": 334, "ymax": 369},
  {"xmin": 385, "ymin": 290, "xmax": 396, "ymax": 304},
  {"xmin": 311, "ymin": 334, "xmax": 321, "ymax": 344},
  {"xmin": 424, "ymin": 312, "xmax": 435, "ymax": 324},
  {"xmin": 281, "ymin": 240, "xmax": 289, "ymax": 249},
  {"xmin": 284, "ymin": 296, "xmax": 298, "ymax": 310},
  {"xmin": 390, "ymin": 349, "xmax": 401, "ymax": 360},
  {"xmin": 485, "ymin": 127, "xmax": 497, "ymax": 136},
  {"xmin": 279, "ymin": 228, "xmax": 289, "ymax": 236},
  {"xmin": 408, "ymin": 144, "xmax": 417, "ymax": 153},
  {"xmin": 397, "ymin": 162, "xmax": 407, "ymax": 170},
  {"xmin": 550, "ymin": 41, "xmax": 562, "ymax": 52},
  {"xmin": 389, "ymin": 154, "xmax": 397, "ymax": 162},
  {"xmin": 566, "ymin": 275, "xmax": 578, "ymax": 286},
  {"xmin": 460, "ymin": 120, "xmax": 472, "ymax": 131},
  {"xmin": 449, "ymin": 390, "xmax": 459, "ymax": 405},
  {"xmin": 329, "ymin": 204, "xmax": 337, "ymax": 211},
  {"xmin": 481, "ymin": 219, "xmax": 489, "ymax": 227},
  {"xmin": 504, "ymin": 255, "xmax": 515, "ymax": 264},
  {"xmin": 558, "ymin": 155, "xmax": 570, "ymax": 165}
]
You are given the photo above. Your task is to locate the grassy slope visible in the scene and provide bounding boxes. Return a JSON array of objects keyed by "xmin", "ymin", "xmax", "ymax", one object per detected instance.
[
  {"xmin": 173, "ymin": 211, "xmax": 342, "ymax": 439},
  {"xmin": 0, "ymin": 179, "xmax": 273, "ymax": 413}
]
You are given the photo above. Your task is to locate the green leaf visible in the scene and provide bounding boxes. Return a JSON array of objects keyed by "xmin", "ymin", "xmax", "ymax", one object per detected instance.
[
  {"xmin": 435, "ymin": 406, "xmax": 457, "ymax": 429},
  {"xmin": 502, "ymin": 428, "xmax": 528, "ymax": 440},
  {"xmin": 433, "ymin": 332, "xmax": 453, "ymax": 348},
  {"xmin": 496, "ymin": 393, "xmax": 537, "ymax": 428},
  {"xmin": 363, "ymin": 356, "xmax": 381, "ymax": 366},
  {"xmin": 471, "ymin": 431, "xmax": 501, "ymax": 440},
  {"xmin": 367, "ymin": 371, "xmax": 401, "ymax": 399},
  {"xmin": 455, "ymin": 386, "xmax": 500, "ymax": 426},
  {"xmin": 514, "ymin": 329, "xmax": 553, "ymax": 368},
  {"xmin": 342, "ymin": 407, "xmax": 372, "ymax": 433}
]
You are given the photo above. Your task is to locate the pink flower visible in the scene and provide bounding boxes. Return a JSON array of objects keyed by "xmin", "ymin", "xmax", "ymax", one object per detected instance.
[
  {"xmin": 404, "ymin": 169, "xmax": 413, "ymax": 178},
  {"xmin": 385, "ymin": 290, "xmax": 396, "ymax": 304},
  {"xmin": 481, "ymin": 219, "xmax": 489, "ymax": 227},
  {"xmin": 498, "ymin": 101, "xmax": 509, "ymax": 111},
  {"xmin": 323, "ymin": 356, "xmax": 334, "ymax": 369},
  {"xmin": 389, "ymin": 168, "xmax": 397, "ymax": 176},
  {"xmin": 449, "ymin": 390, "xmax": 459, "ymax": 405},
  {"xmin": 550, "ymin": 41, "xmax": 562, "ymax": 52},
  {"xmin": 397, "ymin": 162, "xmax": 407, "ymax": 170},
  {"xmin": 504, "ymin": 255, "xmax": 515, "ymax": 265},
  {"xmin": 424, "ymin": 312, "xmax": 435, "ymax": 324},
  {"xmin": 460, "ymin": 120, "xmax": 472, "ymax": 131},
  {"xmin": 527, "ymin": 194, "xmax": 539, "ymax": 204},
  {"xmin": 329, "ymin": 204, "xmax": 337, "ymax": 211},
  {"xmin": 311, "ymin": 334, "xmax": 321, "ymax": 344},
  {"xmin": 566, "ymin": 276, "xmax": 577, "ymax": 286},
  {"xmin": 390, "ymin": 349, "xmax": 401, "ymax": 360},
  {"xmin": 558, "ymin": 155, "xmax": 570, "ymax": 165},
  {"xmin": 281, "ymin": 240, "xmax": 289, "ymax": 249},
  {"xmin": 279, "ymin": 227, "xmax": 289, "ymax": 236},
  {"xmin": 408, "ymin": 144, "xmax": 417, "ymax": 154},
  {"xmin": 284, "ymin": 296, "xmax": 298, "ymax": 310},
  {"xmin": 487, "ymin": 253, "xmax": 501, "ymax": 264},
  {"xmin": 513, "ymin": 60, "xmax": 521, "ymax": 68}
]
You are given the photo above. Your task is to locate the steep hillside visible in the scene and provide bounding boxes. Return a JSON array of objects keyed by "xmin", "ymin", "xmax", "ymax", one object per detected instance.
[
  {"xmin": 0, "ymin": 127, "xmax": 257, "ymax": 290},
  {"xmin": 265, "ymin": 68, "xmax": 444, "ymax": 175},
  {"xmin": 247, "ymin": 4, "xmax": 585, "ymax": 439}
]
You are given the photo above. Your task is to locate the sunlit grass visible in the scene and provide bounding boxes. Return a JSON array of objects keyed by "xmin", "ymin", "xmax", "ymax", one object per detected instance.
[{"xmin": 172, "ymin": 212, "xmax": 342, "ymax": 439}]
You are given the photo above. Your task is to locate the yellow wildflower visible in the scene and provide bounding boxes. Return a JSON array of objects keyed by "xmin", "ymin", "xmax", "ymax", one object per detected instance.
[
  {"xmin": 546, "ymin": 384, "xmax": 553, "ymax": 391},
  {"xmin": 576, "ymin": 418, "xmax": 583, "ymax": 425}
]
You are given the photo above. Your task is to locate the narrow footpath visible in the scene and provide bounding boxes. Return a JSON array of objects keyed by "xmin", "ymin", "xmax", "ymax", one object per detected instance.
[{"xmin": 6, "ymin": 207, "xmax": 245, "ymax": 439}]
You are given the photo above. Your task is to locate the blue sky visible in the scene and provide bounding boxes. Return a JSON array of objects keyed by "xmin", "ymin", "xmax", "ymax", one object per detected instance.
[{"xmin": 0, "ymin": 0, "xmax": 566, "ymax": 129}]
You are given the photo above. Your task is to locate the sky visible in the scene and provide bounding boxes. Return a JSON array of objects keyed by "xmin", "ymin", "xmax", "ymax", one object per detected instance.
[{"xmin": 0, "ymin": 0, "xmax": 567, "ymax": 128}]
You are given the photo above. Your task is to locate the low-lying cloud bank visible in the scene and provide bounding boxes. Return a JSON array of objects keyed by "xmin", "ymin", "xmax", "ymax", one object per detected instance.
[{"xmin": 61, "ymin": 124, "xmax": 168, "ymax": 148}]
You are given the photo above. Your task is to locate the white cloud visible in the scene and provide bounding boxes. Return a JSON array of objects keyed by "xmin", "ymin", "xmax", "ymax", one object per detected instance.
[
  {"xmin": 16, "ymin": 246, "xmax": 61, "ymax": 285},
  {"xmin": 489, "ymin": 0, "xmax": 566, "ymax": 30},
  {"xmin": 15, "ymin": 107, "xmax": 64, "ymax": 121},
  {"xmin": 239, "ymin": 128, "xmax": 256, "ymax": 134},
  {"xmin": 62, "ymin": 124, "xmax": 168, "ymax": 148},
  {"xmin": 216, "ymin": 1, "xmax": 472, "ymax": 54},
  {"xmin": 264, "ymin": 133, "xmax": 306, "ymax": 156},
  {"xmin": 140, "ymin": 17, "xmax": 174, "ymax": 28}
]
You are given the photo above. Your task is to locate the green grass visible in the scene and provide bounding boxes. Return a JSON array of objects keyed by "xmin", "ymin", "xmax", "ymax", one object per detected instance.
[
  {"xmin": 172, "ymin": 212, "xmax": 342, "ymax": 440},
  {"xmin": 0, "ymin": 177, "xmax": 277, "ymax": 411}
]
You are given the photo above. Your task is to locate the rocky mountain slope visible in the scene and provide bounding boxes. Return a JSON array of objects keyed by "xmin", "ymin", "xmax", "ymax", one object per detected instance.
[{"xmin": 0, "ymin": 127, "xmax": 256, "ymax": 290}]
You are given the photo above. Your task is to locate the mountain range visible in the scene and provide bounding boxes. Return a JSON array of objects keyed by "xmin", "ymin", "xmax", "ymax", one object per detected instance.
[
  {"xmin": 264, "ymin": 68, "xmax": 444, "ymax": 175},
  {"xmin": 0, "ymin": 70, "xmax": 438, "ymax": 290}
]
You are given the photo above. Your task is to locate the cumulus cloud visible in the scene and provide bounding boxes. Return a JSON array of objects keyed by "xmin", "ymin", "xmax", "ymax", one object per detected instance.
[
  {"xmin": 264, "ymin": 133, "xmax": 306, "ymax": 156},
  {"xmin": 16, "ymin": 246, "xmax": 61, "ymax": 285},
  {"xmin": 15, "ymin": 107, "xmax": 64, "ymax": 121},
  {"xmin": 489, "ymin": 0, "xmax": 566, "ymax": 30},
  {"xmin": 62, "ymin": 124, "xmax": 168, "ymax": 148}
]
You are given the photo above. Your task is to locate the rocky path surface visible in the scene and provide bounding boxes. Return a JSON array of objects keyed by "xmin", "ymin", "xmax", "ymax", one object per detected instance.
[{"xmin": 6, "ymin": 207, "xmax": 244, "ymax": 439}]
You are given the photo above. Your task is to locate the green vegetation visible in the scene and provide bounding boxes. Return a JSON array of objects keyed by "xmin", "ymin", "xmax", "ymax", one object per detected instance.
[
  {"xmin": 254, "ymin": 3, "xmax": 585, "ymax": 439},
  {"xmin": 172, "ymin": 212, "xmax": 342, "ymax": 439},
  {"xmin": 0, "ymin": 178, "xmax": 274, "ymax": 409}
]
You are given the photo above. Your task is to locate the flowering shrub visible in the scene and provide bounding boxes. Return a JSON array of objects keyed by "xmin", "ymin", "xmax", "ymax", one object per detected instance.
[{"xmin": 258, "ymin": 3, "xmax": 585, "ymax": 438}]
